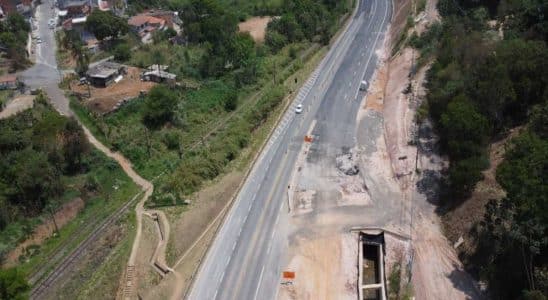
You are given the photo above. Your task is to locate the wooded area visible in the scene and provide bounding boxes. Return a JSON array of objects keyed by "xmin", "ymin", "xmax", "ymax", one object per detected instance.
[
  {"xmin": 414, "ymin": 0, "xmax": 548, "ymax": 298},
  {"xmin": 0, "ymin": 13, "xmax": 31, "ymax": 71}
]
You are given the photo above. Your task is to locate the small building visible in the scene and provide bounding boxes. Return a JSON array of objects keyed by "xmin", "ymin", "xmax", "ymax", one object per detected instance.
[
  {"xmin": 141, "ymin": 69, "xmax": 176, "ymax": 84},
  {"xmin": 0, "ymin": 74, "xmax": 18, "ymax": 90},
  {"xmin": 146, "ymin": 64, "xmax": 168, "ymax": 72},
  {"xmin": 145, "ymin": 10, "xmax": 182, "ymax": 30},
  {"xmin": 128, "ymin": 14, "xmax": 166, "ymax": 43},
  {"xmin": 86, "ymin": 61, "xmax": 126, "ymax": 87}
]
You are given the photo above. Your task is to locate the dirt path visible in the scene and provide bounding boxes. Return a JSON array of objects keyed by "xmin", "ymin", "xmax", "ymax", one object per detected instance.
[
  {"xmin": 79, "ymin": 113, "xmax": 178, "ymax": 300},
  {"xmin": 0, "ymin": 95, "xmax": 35, "ymax": 119}
]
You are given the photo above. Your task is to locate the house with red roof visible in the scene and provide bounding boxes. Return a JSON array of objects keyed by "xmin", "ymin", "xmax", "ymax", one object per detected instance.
[{"xmin": 128, "ymin": 14, "xmax": 166, "ymax": 43}]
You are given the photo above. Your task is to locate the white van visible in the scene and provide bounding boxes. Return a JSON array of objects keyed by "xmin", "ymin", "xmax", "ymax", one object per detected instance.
[{"xmin": 359, "ymin": 80, "xmax": 368, "ymax": 91}]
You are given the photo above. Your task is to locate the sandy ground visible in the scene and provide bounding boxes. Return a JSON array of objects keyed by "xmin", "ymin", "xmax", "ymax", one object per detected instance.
[
  {"xmin": 280, "ymin": 232, "xmax": 358, "ymax": 300},
  {"xmin": 71, "ymin": 67, "xmax": 156, "ymax": 114},
  {"xmin": 411, "ymin": 214, "xmax": 482, "ymax": 300},
  {"xmin": 3, "ymin": 198, "xmax": 85, "ymax": 267},
  {"xmin": 383, "ymin": 48, "xmax": 416, "ymax": 185},
  {"xmin": 238, "ymin": 16, "xmax": 272, "ymax": 43},
  {"xmin": 0, "ymin": 94, "xmax": 35, "ymax": 119}
]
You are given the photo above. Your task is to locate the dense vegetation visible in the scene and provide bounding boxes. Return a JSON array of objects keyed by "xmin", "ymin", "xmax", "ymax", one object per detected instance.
[
  {"xmin": 0, "ymin": 268, "xmax": 29, "ymax": 300},
  {"xmin": 0, "ymin": 96, "xmax": 138, "ymax": 268},
  {"xmin": 0, "ymin": 95, "xmax": 89, "ymax": 230},
  {"xmin": 413, "ymin": 0, "xmax": 548, "ymax": 298},
  {"xmin": 0, "ymin": 13, "xmax": 31, "ymax": 71},
  {"xmin": 265, "ymin": 0, "xmax": 349, "ymax": 49}
]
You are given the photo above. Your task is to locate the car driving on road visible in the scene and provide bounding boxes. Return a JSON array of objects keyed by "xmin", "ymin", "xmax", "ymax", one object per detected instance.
[{"xmin": 295, "ymin": 104, "xmax": 303, "ymax": 114}]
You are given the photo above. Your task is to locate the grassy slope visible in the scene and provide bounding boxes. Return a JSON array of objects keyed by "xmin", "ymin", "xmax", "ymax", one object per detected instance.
[{"xmin": 72, "ymin": 41, "xmax": 313, "ymax": 180}]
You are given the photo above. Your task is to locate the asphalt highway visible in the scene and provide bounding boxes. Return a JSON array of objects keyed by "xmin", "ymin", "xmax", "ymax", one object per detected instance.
[{"xmin": 188, "ymin": 0, "xmax": 392, "ymax": 299}]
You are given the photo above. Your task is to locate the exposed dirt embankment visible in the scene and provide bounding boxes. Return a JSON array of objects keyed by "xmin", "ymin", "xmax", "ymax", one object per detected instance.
[
  {"xmin": 4, "ymin": 198, "xmax": 85, "ymax": 267},
  {"xmin": 366, "ymin": 0, "xmax": 482, "ymax": 298},
  {"xmin": 442, "ymin": 127, "xmax": 523, "ymax": 261},
  {"xmin": 390, "ymin": 0, "xmax": 413, "ymax": 39}
]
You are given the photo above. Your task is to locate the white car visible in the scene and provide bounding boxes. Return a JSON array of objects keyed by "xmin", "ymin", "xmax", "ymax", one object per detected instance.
[{"xmin": 295, "ymin": 104, "xmax": 303, "ymax": 114}]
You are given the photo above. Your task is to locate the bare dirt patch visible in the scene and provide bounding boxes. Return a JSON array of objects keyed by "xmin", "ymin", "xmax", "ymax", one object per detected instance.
[
  {"xmin": 4, "ymin": 198, "xmax": 85, "ymax": 267},
  {"xmin": 71, "ymin": 67, "xmax": 156, "ymax": 114},
  {"xmin": 238, "ymin": 16, "xmax": 273, "ymax": 43},
  {"xmin": 280, "ymin": 232, "xmax": 358, "ymax": 300},
  {"xmin": 0, "ymin": 94, "xmax": 35, "ymax": 119},
  {"xmin": 412, "ymin": 215, "xmax": 481, "ymax": 300},
  {"xmin": 383, "ymin": 48, "xmax": 416, "ymax": 183}
]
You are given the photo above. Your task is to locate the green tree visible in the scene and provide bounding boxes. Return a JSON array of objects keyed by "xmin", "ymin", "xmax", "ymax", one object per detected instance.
[
  {"xmin": 113, "ymin": 43, "xmax": 131, "ymax": 61},
  {"xmin": 530, "ymin": 100, "xmax": 548, "ymax": 139},
  {"xmin": 62, "ymin": 118, "xmax": 89, "ymax": 173},
  {"xmin": 0, "ymin": 268, "xmax": 29, "ymax": 300},
  {"xmin": 142, "ymin": 86, "xmax": 178, "ymax": 129},
  {"xmin": 265, "ymin": 30, "xmax": 288, "ymax": 52},
  {"xmin": 6, "ymin": 14, "xmax": 30, "ymax": 33},
  {"xmin": 10, "ymin": 148, "xmax": 63, "ymax": 215},
  {"xmin": 85, "ymin": 10, "xmax": 128, "ymax": 42},
  {"xmin": 440, "ymin": 95, "xmax": 490, "ymax": 159},
  {"xmin": 479, "ymin": 132, "xmax": 548, "ymax": 299}
]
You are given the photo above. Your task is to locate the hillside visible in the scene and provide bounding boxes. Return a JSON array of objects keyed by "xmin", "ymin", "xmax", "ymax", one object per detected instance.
[{"xmin": 413, "ymin": 0, "xmax": 548, "ymax": 298}]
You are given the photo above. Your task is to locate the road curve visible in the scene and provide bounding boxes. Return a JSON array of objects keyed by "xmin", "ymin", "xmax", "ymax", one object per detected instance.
[{"xmin": 188, "ymin": 0, "xmax": 392, "ymax": 299}]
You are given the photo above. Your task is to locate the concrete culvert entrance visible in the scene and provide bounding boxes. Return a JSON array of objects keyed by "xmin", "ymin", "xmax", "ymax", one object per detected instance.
[{"xmin": 359, "ymin": 232, "xmax": 386, "ymax": 300}]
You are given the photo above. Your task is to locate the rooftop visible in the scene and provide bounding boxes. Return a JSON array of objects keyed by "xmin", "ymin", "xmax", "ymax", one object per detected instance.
[
  {"xmin": 0, "ymin": 74, "xmax": 17, "ymax": 82},
  {"xmin": 147, "ymin": 64, "xmax": 169, "ymax": 71},
  {"xmin": 87, "ymin": 61, "xmax": 123, "ymax": 79},
  {"xmin": 128, "ymin": 14, "xmax": 165, "ymax": 27},
  {"xmin": 143, "ymin": 70, "xmax": 176, "ymax": 80}
]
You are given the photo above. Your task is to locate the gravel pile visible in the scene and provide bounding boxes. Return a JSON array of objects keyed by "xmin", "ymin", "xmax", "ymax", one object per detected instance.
[{"xmin": 336, "ymin": 151, "xmax": 359, "ymax": 176}]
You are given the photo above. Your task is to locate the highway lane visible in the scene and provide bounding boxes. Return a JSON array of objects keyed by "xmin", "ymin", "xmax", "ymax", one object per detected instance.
[{"xmin": 188, "ymin": 0, "xmax": 392, "ymax": 299}]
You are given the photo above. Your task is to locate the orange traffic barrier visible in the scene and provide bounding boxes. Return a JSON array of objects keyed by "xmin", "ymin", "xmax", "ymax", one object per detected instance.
[{"xmin": 283, "ymin": 271, "xmax": 295, "ymax": 279}]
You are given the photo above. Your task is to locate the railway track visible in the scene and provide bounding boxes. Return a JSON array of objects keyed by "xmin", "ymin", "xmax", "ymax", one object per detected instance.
[{"xmin": 30, "ymin": 190, "xmax": 144, "ymax": 299}]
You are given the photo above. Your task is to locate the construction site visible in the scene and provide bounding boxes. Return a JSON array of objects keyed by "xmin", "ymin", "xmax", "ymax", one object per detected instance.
[{"xmin": 117, "ymin": 0, "xmax": 483, "ymax": 299}]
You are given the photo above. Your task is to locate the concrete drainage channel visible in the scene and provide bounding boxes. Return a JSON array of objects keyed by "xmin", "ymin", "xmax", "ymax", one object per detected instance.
[
  {"xmin": 354, "ymin": 228, "xmax": 412, "ymax": 300},
  {"xmin": 359, "ymin": 232, "xmax": 386, "ymax": 300}
]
